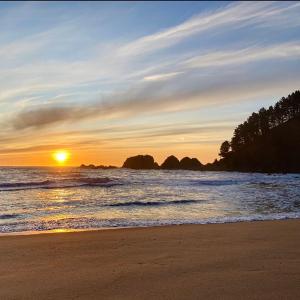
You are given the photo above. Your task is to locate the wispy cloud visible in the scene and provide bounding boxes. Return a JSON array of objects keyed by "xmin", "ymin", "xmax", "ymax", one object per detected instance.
[
  {"xmin": 1, "ymin": 1, "xmax": 299, "ymax": 106},
  {"xmin": 184, "ymin": 42, "xmax": 300, "ymax": 69},
  {"xmin": 0, "ymin": 120, "xmax": 234, "ymax": 155},
  {"xmin": 143, "ymin": 72, "xmax": 183, "ymax": 82},
  {"xmin": 118, "ymin": 2, "xmax": 300, "ymax": 57},
  {"xmin": 10, "ymin": 64, "xmax": 300, "ymax": 131},
  {"xmin": 1, "ymin": 1, "xmax": 300, "ymax": 164}
]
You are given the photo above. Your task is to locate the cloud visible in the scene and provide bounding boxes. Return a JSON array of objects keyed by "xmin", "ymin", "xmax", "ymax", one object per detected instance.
[
  {"xmin": 0, "ymin": 144, "xmax": 72, "ymax": 155},
  {"xmin": 10, "ymin": 60, "xmax": 300, "ymax": 131},
  {"xmin": 118, "ymin": 2, "xmax": 300, "ymax": 57},
  {"xmin": 2, "ymin": 0, "xmax": 300, "ymax": 162},
  {"xmin": 0, "ymin": 1, "xmax": 299, "ymax": 109},
  {"xmin": 0, "ymin": 121, "xmax": 233, "ymax": 155},
  {"xmin": 143, "ymin": 72, "xmax": 183, "ymax": 82},
  {"xmin": 184, "ymin": 42, "xmax": 300, "ymax": 69}
]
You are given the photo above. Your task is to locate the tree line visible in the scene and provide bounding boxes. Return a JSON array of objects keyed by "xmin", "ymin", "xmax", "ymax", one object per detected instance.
[{"xmin": 220, "ymin": 90, "xmax": 300, "ymax": 158}]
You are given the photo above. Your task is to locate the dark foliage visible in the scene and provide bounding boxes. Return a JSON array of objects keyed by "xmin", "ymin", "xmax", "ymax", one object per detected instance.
[
  {"xmin": 215, "ymin": 90, "xmax": 300, "ymax": 172},
  {"xmin": 219, "ymin": 141, "xmax": 231, "ymax": 158}
]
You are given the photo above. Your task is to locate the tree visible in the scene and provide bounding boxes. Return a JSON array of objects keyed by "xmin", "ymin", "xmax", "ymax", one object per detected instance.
[
  {"xmin": 258, "ymin": 107, "xmax": 270, "ymax": 135},
  {"xmin": 213, "ymin": 90, "xmax": 300, "ymax": 172},
  {"xmin": 219, "ymin": 140, "xmax": 231, "ymax": 158}
]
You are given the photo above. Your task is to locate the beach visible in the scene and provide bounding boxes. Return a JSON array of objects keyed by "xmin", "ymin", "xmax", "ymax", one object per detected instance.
[{"xmin": 1, "ymin": 220, "xmax": 300, "ymax": 299}]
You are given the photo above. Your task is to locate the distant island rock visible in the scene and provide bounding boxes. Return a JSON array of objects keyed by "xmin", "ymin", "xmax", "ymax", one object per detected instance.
[
  {"xmin": 122, "ymin": 155, "xmax": 203, "ymax": 170},
  {"xmin": 80, "ymin": 164, "xmax": 117, "ymax": 169},
  {"xmin": 179, "ymin": 157, "xmax": 203, "ymax": 170},
  {"xmin": 122, "ymin": 155, "xmax": 159, "ymax": 169},
  {"xmin": 160, "ymin": 156, "xmax": 203, "ymax": 170},
  {"xmin": 160, "ymin": 155, "xmax": 180, "ymax": 169}
]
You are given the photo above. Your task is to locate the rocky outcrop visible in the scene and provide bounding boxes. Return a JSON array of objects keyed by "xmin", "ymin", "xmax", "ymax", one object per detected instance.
[
  {"xmin": 121, "ymin": 155, "xmax": 204, "ymax": 171},
  {"xmin": 160, "ymin": 155, "xmax": 180, "ymax": 169},
  {"xmin": 179, "ymin": 157, "xmax": 203, "ymax": 170},
  {"xmin": 122, "ymin": 155, "xmax": 159, "ymax": 169},
  {"xmin": 80, "ymin": 164, "xmax": 117, "ymax": 169}
]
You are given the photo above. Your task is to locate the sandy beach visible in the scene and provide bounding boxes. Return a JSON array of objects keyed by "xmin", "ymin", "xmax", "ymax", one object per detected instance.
[{"xmin": 1, "ymin": 220, "xmax": 300, "ymax": 299}]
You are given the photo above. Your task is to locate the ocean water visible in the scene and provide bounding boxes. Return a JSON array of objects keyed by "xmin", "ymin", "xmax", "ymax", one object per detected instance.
[{"xmin": 0, "ymin": 167, "xmax": 299, "ymax": 234}]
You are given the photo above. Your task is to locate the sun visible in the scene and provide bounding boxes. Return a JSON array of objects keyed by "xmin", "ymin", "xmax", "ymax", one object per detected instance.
[{"xmin": 53, "ymin": 150, "xmax": 70, "ymax": 164}]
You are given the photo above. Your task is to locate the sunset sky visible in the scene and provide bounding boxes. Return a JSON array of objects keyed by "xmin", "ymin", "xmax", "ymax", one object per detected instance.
[{"xmin": 0, "ymin": 1, "xmax": 300, "ymax": 166}]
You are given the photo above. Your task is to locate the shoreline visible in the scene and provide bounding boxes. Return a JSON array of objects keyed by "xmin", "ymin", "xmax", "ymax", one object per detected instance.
[
  {"xmin": 1, "ymin": 165, "xmax": 300, "ymax": 174},
  {"xmin": 1, "ymin": 219, "xmax": 300, "ymax": 299},
  {"xmin": 1, "ymin": 215, "xmax": 300, "ymax": 237}
]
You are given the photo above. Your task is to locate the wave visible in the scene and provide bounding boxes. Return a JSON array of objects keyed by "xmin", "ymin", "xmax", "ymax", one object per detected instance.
[
  {"xmin": 0, "ymin": 180, "xmax": 53, "ymax": 188},
  {"xmin": 107, "ymin": 199, "xmax": 199, "ymax": 207},
  {"xmin": 0, "ymin": 177, "xmax": 121, "ymax": 191},
  {"xmin": 1, "ymin": 212, "xmax": 300, "ymax": 234},
  {"xmin": 0, "ymin": 213, "xmax": 20, "ymax": 220},
  {"xmin": 190, "ymin": 179, "xmax": 238, "ymax": 186},
  {"xmin": 251, "ymin": 182, "xmax": 283, "ymax": 187}
]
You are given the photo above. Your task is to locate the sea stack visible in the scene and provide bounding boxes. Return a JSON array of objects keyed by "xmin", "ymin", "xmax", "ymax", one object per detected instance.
[
  {"xmin": 179, "ymin": 157, "xmax": 203, "ymax": 170},
  {"xmin": 122, "ymin": 155, "xmax": 159, "ymax": 169},
  {"xmin": 160, "ymin": 155, "xmax": 180, "ymax": 169}
]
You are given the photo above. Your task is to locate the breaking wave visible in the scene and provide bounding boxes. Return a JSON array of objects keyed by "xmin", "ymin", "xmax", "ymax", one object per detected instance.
[
  {"xmin": 190, "ymin": 179, "xmax": 238, "ymax": 186},
  {"xmin": 0, "ymin": 213, "xmax": 20, "ymax": 220},
  {"xmin": 0, "ymin": 177, "xmax": 121, "ymax": 191},
  {"xmin": 1, "ymin": 212, "xmax": 300, "ymax": 234},
  {"xmin": 107, "ymin": 199, "xmax": 199, "ymax": 207}
]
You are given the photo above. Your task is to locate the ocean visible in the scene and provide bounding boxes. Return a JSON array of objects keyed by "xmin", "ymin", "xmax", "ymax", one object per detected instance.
[{"xmin": 0, "ymin": 167, "xmax": 299, "ymax": 234}]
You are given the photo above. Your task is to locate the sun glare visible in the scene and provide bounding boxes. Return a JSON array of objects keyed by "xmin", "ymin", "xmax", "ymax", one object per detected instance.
[{"xmin": 53, "ymin": 150, "xmax": 70, "ymax": 164}]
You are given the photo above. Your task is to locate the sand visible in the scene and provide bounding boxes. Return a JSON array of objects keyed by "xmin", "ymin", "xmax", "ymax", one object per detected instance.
[{"xmin": 0, "ymin": 220, "xmax": 300, "ymax": 299}]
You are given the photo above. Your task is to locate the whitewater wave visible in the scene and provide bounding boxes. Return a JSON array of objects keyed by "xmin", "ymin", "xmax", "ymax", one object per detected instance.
[
  {"xmin": 0, "ymin": 177, "xmax": 121, "ymax": 191},
  {"xmin": 190, "ymin": 179, "xmax": 239, "ymax": 186},
  {"xmin": 1, "ymin": 212, "xmax": 300, "ymax": 234},
  {"xmin": 0, "ymin": 213, "xmax": 20, "ymax": 220}
]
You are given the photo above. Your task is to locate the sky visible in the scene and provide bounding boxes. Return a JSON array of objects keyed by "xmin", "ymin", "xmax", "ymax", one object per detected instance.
[{"xmin": 0, "ymin": 1, "xmax": 300, "ymax": 166}]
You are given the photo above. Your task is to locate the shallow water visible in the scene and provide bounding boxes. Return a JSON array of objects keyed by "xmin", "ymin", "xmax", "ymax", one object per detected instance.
[{"xmin": 0, "ymin": 167, "xmax": 299, "ymax": 234}]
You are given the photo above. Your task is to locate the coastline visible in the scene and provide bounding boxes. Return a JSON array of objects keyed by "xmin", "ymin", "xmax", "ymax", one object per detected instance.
[
  {"xmin": 1, "ymin": 212, "xmax": 300, "ymax": 236},
  {"xmin": 1, "ymin": 219, "xmax": 300, "ymax": 299}
]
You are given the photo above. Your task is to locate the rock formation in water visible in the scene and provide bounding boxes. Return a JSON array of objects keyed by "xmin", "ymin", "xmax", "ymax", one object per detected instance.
[
  {"xmin": 122, "ymin": 155, "xmax": 159, "ymax": 169},
  {"xmin": 80, "ymin": 164, "xmax": 117, "ymax": 169},
  {"xmin": 122, "ymin": 155, "xmax": 203, "ymax": 170},
  {"xmin": 160, "ymin": 155, "xmax": 180, "ymax": 169},
  {"xmin": 179, "ymin": 157, "xmax": 203, "ymax": 170}
]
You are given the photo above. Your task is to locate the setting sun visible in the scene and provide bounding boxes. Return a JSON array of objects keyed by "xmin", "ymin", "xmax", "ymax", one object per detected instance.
[{"xmin": 53, "ymin": 150, "xmax": 70, "ymax": 164}]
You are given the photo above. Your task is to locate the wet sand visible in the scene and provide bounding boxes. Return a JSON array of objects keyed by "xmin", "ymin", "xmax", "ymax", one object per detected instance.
[{"xmin": 1, "ymin": 220, "xmax": 300, "ymax": 299}]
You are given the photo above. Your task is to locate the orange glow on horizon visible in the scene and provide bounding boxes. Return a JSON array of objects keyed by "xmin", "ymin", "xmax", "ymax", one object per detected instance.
[{"xmin": 0, "ymin": 143, "xmax": 220, "ymax": 166}]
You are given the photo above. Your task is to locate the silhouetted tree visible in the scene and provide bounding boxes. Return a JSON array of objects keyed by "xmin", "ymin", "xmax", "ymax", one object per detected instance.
[
  {"xmin": 214, "ymin": 90, "xmax": 300, "ymax": 173},
  {"xmin": 219, "ymin": 141, "xmax": 230, "ymax": 158},
  {"xmin": 229, "ymin": 91, "xmax": 300, "ymax": 153}
]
